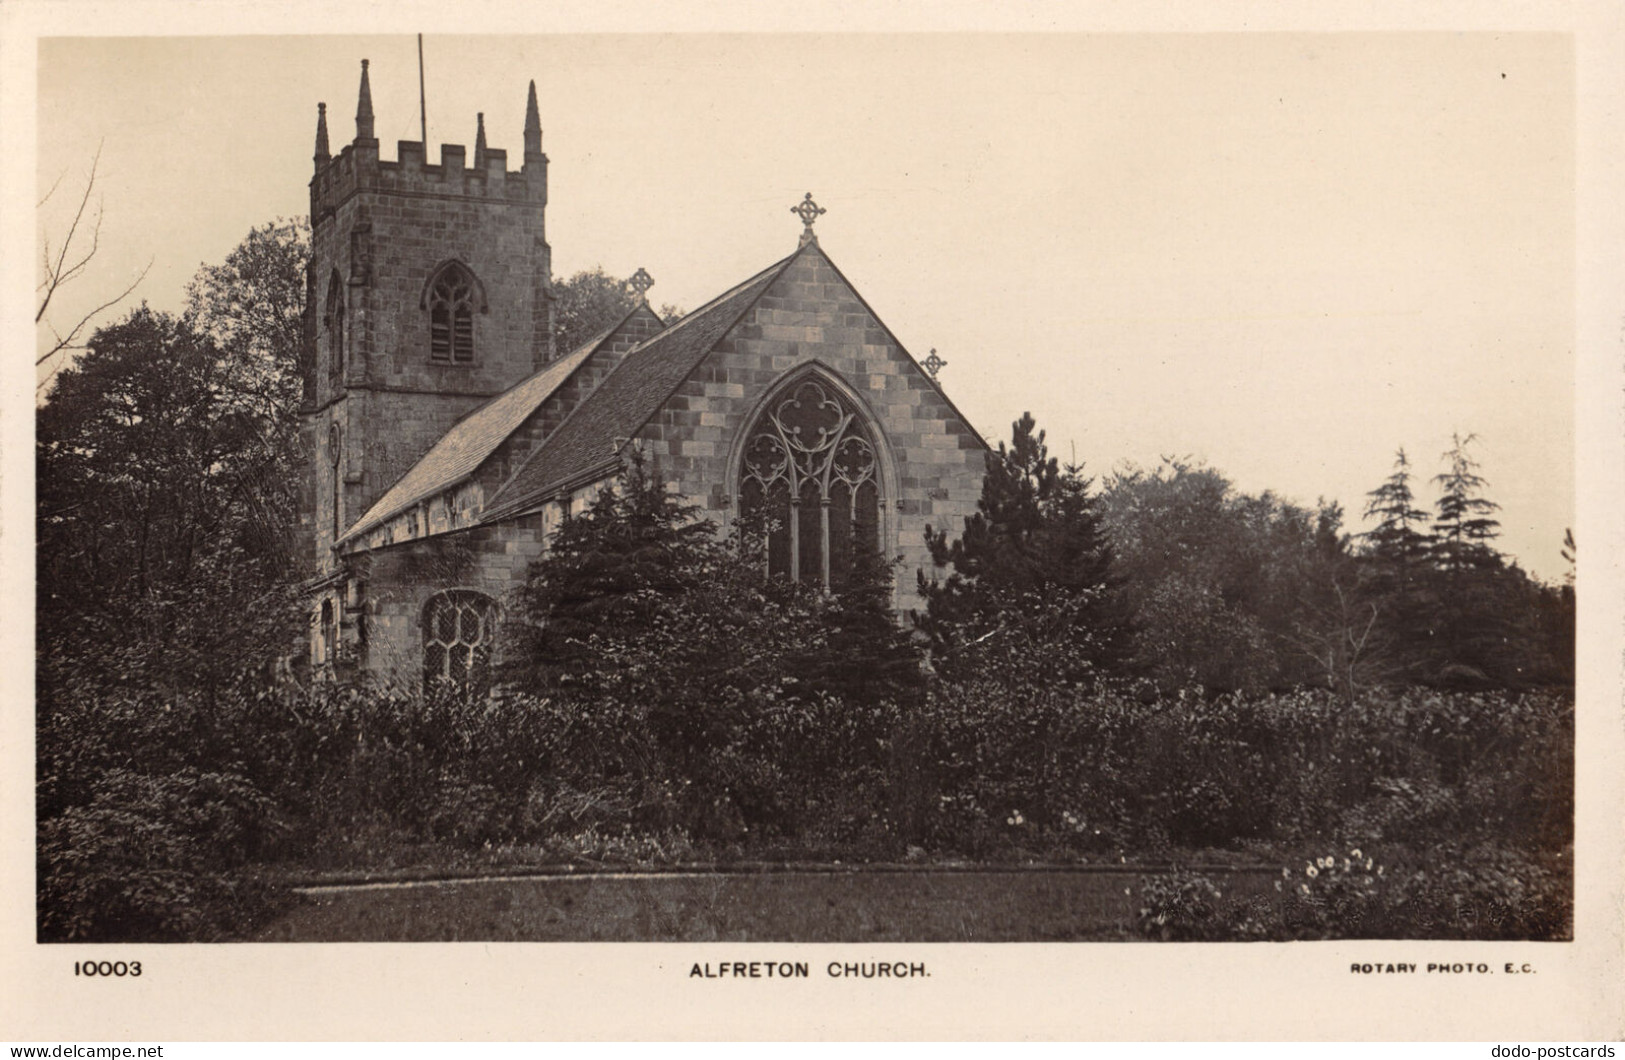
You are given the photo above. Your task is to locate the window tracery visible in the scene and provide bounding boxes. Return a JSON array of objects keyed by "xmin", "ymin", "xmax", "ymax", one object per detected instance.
[
  {"xmin": 426, "ymin": 263, "xmax": 478, "ymax": 363},
  {"xmin": 738, "ymin": 377, "xmax": 880, "ymax": 588},
  {"xmin": 422, "ymin": 589, "xmax": 499, "ymax": 690}
]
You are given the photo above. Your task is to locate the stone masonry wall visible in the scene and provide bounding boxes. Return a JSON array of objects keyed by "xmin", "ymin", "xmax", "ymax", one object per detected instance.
[
  {"xmin": 304, "ymin": 132, "xmax": 552, "ymax": 573},
  {"xmin": 359, "ymin": 508, "xmax": 559, "ymax": 686},
  {"xmin": 629, "ymin": 247, "xmax": 988, "ymax": 616}
]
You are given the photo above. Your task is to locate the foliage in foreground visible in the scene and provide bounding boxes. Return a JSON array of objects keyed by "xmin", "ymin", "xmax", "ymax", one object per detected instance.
[
  {"xmin": 36, "ymin": 674, "xmax": 1572, "ymax": 941},
  {"xmin": 1135, "ymin": 842, "xmax": 1569, "ymax": 942}
]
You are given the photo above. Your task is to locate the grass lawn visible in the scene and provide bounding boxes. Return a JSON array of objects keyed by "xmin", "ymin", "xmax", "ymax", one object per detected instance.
[{"xmin": 254, "ymin": 869, "xmax": 1277, "ymax": 942}]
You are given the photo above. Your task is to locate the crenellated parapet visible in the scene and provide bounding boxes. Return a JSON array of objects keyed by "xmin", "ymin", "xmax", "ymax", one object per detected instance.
[
  {"xmin": 309, "ymin": 61, "xmax": 547, "ymax": 227},
  {"xmin": 299, "ymin": 58, "xmax": 558, "ymax": 595}
]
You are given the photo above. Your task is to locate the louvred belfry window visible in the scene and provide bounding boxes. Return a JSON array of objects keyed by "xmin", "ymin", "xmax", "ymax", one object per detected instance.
[
  {"xmin": 739, "ymin": 377, "xmax": 880, "ymax": 588},
  {"xmin": 422, "ymin": 590, "xmax": 498, "ymax": 690},
  {"xmin": 427, "ymin": 264, "xmax": 477, "ymax": 363}
]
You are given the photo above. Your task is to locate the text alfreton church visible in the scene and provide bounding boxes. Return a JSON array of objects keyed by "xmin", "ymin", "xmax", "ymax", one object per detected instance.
[{"xmin": 300, "ymin": 62, "xmax": 990, "ymax": 686}]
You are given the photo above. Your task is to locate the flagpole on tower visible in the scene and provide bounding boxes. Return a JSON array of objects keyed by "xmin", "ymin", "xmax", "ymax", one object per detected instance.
[{"xmin": 417, "ymin": 34, "xmax": 428, "ymax": 148}]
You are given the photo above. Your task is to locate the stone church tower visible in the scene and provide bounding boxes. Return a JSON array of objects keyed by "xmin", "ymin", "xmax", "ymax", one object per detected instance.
[
  {"xmin": 299, "ymin": 61, "xmax": 990, "ymax": 686},
  {"xmin": 299, "ymin": 62, "xmax": 556, "ymax": 665}
]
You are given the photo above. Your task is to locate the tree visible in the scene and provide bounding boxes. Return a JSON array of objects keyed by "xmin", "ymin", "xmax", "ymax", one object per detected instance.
[
  {"xmin": 1282, "ymin": 505, "xmax": 1401, "ymax": 703},
  {"xmin": 37, "ymin": 307, "xmax": 298, "ymax": 690},
  {"xmin": 1362, "ymin": 448, "xmax": 1433, "ymax": 582},
  {"xmin": 501, "ymin": 451, "xmax": 871, "ymax": 837},
  {"xmin": 552, "ymin": 267, "xmax": 637, "ymax": 356},
  {"xmin": 502, "ymin": 449, "xmax": 730, "ymax": 693},
  {"xmin": 37, "ymin": 220, "xmax": 310, "ymax": 692},
  {"xmin": 917, "ymin": 412, "xmax": 1132, "ymax": 685},
  {"xmin": 503, "ymin": 447, "xmax": 923, "ymax": 704},
  {"xmin": 552, "ymin": 267, "xmax": 683, "ymax": 355},
  {"xmin": 1431, "ymin": 433, "xmax": 1502, "ymax": 573},
  {"xmin": 793, "ymin": 532, "xmax": 925, "ymax": 705},
  {"xmin": 184, "ymin": 217, "xmax": 309, "ymax": 428},
  {"xmin": 36, "ymin": 147, "xmax": 151, "ymax": 391},
  {"xmin": 1099, "ymin": 458, "xmax": 1352, "ymax": 693},
  {"xmin": 1423, "ymin": 434, "xmax": 1519, "ymax": 686},
  {"xmin": 183, "ymin": 218, "xmax": 311, "ymax": 565},
  {"xmin": 1353, "ymin": 447, "xmax": 1440, "ymax": 684}
]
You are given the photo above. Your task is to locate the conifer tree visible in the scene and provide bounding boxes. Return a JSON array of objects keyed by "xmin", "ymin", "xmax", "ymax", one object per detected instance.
[
  {"xmin": 917, "ymin": 412, "xmax": 1132, "ymax": 684},
  {"xmin": 796, "ymin": 531, "xmax": 925, "ymax": 705},
  {"xmin": 1362, "ymin": 448, "xmax": 1433, "ymax": 583},
  {"xmin": 1424, "ymin": 433, "xmax": 1510, "ymax": 685},
  {"xmin": 502, "ymin": 449, "xmax": 721, "ymax": 692},
  {"xmin": 1352, "ymin": 447, "xmax": 1439, "ymax": 683},
  {"xmin": 1432, "ymin": 433, "xmax": 1503, "ymax": 573}
]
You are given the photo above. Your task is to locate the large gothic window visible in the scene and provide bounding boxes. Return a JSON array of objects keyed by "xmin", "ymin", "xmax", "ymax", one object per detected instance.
[
  {"xmin": 739, "ymin": 376, "xmax": 880, "ymax": 588},
  {"xmin": 324, "ymin": 273, "xmax": 345, "ymax": 383},
  {"xmin": 426, "ymin": 262, "xmax": 478, "ymax": 364},
  {"xmin": 422, "ymin": 590, "xmax": 499, "ymax": 690}
]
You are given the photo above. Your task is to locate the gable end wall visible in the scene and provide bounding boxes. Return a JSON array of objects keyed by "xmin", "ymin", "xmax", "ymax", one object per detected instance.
[{"xmin": 629, "ymin": 251, "xmax": 987, "ymax": 615}]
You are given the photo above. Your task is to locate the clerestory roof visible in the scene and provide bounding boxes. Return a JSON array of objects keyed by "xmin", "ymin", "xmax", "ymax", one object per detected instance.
[{"xmin": 339, "ymin": 310, "xmax": 645, "ymax": 543}]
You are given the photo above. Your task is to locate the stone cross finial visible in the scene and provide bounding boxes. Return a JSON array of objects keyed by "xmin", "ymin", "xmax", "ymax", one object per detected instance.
[
  {"xmin": 792, "ymin": 193, "xmax": 826, "ymax": 246},
  {"xmin": 923, "ymin": 348, "xmax": 947, "ymax": 378},
  {"xmin": 628, "ymin": 267, "xmax": 655, "ymax": 302}
]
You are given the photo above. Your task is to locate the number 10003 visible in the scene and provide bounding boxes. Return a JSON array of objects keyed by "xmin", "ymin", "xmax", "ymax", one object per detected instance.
[{"xmin": 75, "ymin": 960, "xmax": 141, "ymax": 977}]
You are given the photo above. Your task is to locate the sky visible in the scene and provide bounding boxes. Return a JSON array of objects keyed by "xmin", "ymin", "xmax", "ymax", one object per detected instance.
[{"xmin": 31, "ymin": 33, "xmax": 1575, "ymax": 581}]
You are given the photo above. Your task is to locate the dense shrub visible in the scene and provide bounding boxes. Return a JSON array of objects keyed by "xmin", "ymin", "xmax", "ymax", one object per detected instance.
[
  {"xmin": 38, "ymin": 768, "xmax": 289, "ymax": 941},
  {"xmin": 1136, "ymin": 870, "xmax": 1229, "ymax": 940},
  {"xmin": 38, "ymin": 666, "xmax": 1571, "ymax": 939},
  {"xmin": 1136, "ymin": 840, "xmax": 1570, "ymax": 941}
]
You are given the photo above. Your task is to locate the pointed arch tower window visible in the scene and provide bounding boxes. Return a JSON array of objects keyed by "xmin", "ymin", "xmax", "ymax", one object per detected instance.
[
  {"xmin": 425, "ymin": 261, "xmax": 480, "ymax": 363},
  {"xmin": 738, "ymin": 376, "xmax": 881, "ymax": 588},
  {"xmin": 324, "ymin": 272, "xmax": 345, "ymax": 383}
]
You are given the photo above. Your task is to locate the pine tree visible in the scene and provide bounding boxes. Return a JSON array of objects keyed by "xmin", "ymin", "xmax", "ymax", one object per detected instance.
[
  {"xmin": 1424, "ymin": 433, "xmax": 1510, "ymax": 685},
  {"xmin": 502, "ymin": 449, "xmax": 721, "ymax": 692},
  {"xmin": 1432, "ymin": 433, "xmax": 1502, "ymax": 573},
  {"xmin": 795, "ymin": 532, "xmax": 925, "ymax": 705},
  {"xmin": 1362, "ymin": 447, "xmax": 1432, "ymax": 584},
  {"xmin": 917, "ymin": 412, "xmax": 1132, "ymax": 684}
]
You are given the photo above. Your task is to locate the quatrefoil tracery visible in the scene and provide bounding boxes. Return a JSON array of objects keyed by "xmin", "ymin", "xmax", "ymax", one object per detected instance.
[{"xmin": 741, "ymin": 379, "xmax": 876, "ymax": 506}]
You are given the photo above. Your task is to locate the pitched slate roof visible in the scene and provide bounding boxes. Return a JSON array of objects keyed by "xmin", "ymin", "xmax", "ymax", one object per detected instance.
[
  {"xmin": 483, "ymin": 249, "xmax": 801, "ymax": 519},
  {"xmin": 340, "ymin": 313, "xmax": 641, "ymax": 542}
]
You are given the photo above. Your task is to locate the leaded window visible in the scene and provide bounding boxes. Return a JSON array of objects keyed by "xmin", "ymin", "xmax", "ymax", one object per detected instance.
[
  {"xmin": 422, "ymin": 589, "xmax": 498, "ymax": 690},
  {"xmin": 427, "ymin": 263, "xmax": 477, "ymax": 363},
  {"xmin": 739, "ymin": 377, "xmax": 880, "ymax": 588}
]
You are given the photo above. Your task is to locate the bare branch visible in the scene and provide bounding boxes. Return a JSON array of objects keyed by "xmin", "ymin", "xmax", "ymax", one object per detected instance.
[
  {"xmin": 37, "ymin": 166, "xmax": 68, "ymax": 210},
  {"xmin": 37, "ymin": 145, "xmax": 102, "ymax": 324},
  {"xmin": 36, "ymin": 257, "xmax": 153, "ymax": 378},
  {"xmin": 36, "ymin": 144, "xmax": 151, "ymax": 391}
]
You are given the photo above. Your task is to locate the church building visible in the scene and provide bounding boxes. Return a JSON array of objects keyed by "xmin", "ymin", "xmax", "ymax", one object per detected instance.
[{"xmin": 299, "ymin": 62, "xmax": 990, "ymax": 686}]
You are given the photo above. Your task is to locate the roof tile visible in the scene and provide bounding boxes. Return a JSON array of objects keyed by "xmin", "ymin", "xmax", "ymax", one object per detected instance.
[
  {"xmin": 340, "ymin": 314, "xmax": 640, "ymax": 541},
  {"xmin": 485, "ymin": 251, "xmax": 798, "ymax": 517}
]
